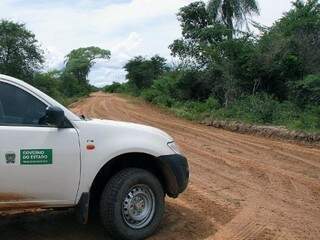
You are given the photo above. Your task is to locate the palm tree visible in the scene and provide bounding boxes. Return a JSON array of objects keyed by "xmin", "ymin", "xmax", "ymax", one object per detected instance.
[{"xmin": 207, "ymin": 0, "xmax": 260, "ymax": 39}]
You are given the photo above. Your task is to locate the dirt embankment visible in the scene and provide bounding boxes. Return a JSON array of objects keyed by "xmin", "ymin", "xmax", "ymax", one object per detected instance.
[
  {"xmin": 1, "ymin": 92, "xmax": 320, "ymax": 240},
  {"xmin": 203, "ymin": 119, "xmax": 320, "ymax": 145}
]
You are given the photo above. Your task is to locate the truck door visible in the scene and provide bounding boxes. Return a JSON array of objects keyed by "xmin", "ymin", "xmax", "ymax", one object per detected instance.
[{"xmin": 0, "ymin": 81, "xmax": 81, "ymax": 210}]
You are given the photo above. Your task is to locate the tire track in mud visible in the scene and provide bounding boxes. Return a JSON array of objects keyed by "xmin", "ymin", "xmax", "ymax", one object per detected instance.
[
  {"xmin": 69, "ymin": 93, "xmax": 320, "ymax": 240},
  {"xmin": 107, "ymin": 95, "xmax": 320, "ymax": 170}
]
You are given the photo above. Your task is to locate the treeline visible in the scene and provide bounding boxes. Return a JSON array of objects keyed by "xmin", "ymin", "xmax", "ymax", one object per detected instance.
[
  {"xmin": 105, "ymin": 0, "xmax": 320, "ymax": 132},
  {"xmin": 0, "ymin": 20, "xmax": 110, "ymax": 105}
]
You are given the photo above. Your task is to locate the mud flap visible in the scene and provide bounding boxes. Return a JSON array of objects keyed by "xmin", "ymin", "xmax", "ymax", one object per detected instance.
[{"xmin": 75, "ymin": 192, "xmax": 90, "ymax": 224}]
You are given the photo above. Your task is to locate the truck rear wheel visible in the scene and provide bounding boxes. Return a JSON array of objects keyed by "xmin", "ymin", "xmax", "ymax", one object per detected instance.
[{"xmin": 100, "ymin": 168, "xmax": 165, "ymax": 240}]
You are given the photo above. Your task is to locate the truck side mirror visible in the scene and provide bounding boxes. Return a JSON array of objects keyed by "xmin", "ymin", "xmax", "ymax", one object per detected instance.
[{"xmin": 46, "ymin": 106, "xmax": 65, "ymax": 128}]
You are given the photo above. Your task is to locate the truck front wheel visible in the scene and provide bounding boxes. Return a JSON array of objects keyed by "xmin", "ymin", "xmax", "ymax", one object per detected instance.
[{"xmin": 100, "ymin": 168, "xmax": 165, "ymax": 240}]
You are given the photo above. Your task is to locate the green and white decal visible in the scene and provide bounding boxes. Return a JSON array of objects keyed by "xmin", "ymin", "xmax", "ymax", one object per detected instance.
[{"xmin": 20, "ymin": 149, "xmax": 53, "ymax": 165}]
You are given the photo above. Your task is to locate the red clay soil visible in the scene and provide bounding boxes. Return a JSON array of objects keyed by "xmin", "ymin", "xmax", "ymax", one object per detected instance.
[
  {"xmin": 70, "ymin": 92, "xmax": 320, "ymax": 240},
  {"xmin": 0, "ymin": 92, "xmax": 319, "ymax": 240}
]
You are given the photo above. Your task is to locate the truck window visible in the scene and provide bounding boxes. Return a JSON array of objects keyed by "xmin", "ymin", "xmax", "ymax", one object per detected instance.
[{"xmin": 0, "ymin": 82, "xmax": 47, "ymax": 126}]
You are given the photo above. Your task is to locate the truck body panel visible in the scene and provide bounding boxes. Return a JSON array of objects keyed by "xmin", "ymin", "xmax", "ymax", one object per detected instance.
[
  {"xmin": 73, "ymin": 119, "xmax": 175, "ymax": 203},
  {"xmin": 0, "ymin": 74, "xmax": 189, "ymax": 215}
]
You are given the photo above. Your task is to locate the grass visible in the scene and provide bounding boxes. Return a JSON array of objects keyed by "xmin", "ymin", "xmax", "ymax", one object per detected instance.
[{"xmin": 137, "ymin": 93, "xmax": 320, "ymax": 134}]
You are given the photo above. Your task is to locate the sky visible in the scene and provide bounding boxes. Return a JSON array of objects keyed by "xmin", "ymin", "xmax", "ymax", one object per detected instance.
[{"xmin": 0, "ymin": 0, "xmax": 293, "ymax": 87}]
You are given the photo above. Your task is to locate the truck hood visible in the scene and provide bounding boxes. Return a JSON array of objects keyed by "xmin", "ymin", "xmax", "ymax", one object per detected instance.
[{"xmin": 87, "ymin": 118, "xmax": 173, "ymax": 141}]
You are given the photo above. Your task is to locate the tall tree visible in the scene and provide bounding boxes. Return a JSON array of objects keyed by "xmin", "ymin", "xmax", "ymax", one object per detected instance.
[
  {"xmin": 207, "ymin": 0, "xmax": 259, "ymax": 38},
  {"xmin": 0, "ymin": 20, "xmax": 44, "ymax": 80},
  {"xmin": 170, "ymin": 2, "xmax": 229, "ymax": 66},
  {"xmin": 62, "ymin": 47, "xmax": 111, "ymax": 96},
  {"xmin": 256, "ymin": 0, "xmax": 320, "ymax": 101},
  {"xmin": 170, "ymin": 2, "xmax": 257, "ymax": 105},
  {"xmin": 124, "ymin": 55, "xmax": 167, "ymax": 89}
]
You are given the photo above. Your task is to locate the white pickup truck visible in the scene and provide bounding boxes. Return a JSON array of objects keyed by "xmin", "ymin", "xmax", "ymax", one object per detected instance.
[{"xmin": 0, "ymin": 74, "xmax": 189, "ymax": 240}]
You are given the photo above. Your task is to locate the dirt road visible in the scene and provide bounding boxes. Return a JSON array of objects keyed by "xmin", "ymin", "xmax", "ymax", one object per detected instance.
[{"xmin": 1, "ymin": 92, "xmax": 320, "ymax": 240}]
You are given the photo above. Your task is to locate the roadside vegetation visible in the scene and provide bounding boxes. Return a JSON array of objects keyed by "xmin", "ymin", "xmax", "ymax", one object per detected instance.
[
  {"xmin": 0, "ymin": 0, "xmax": 319, "ymax": 133},
  {"xmin": 105, "ymin": 0, "xmax": 320, "ymax": 133},
  {"xmin": 0, "ymin": 20, "xmax": 110, "ymax": 105}
]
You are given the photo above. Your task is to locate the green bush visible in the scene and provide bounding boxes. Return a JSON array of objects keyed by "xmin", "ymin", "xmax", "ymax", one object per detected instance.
[
  {"xmin": 291, "ymin": 74, "xmax": 320, "ymax": 107},
  {"xmin": 104, "ymin": 82, "xmax": 123, "ymax": 93},
  {"xmin": 290, "ymin": 106, "xmax": 320, "ymax": 132},
  {"xmin": 206, "ymin": 97, "xmax": 221, "ymax": 111},
  {"xmin": 153, "ymin": 95, "xmax": 175, "ymax": 107},
  {"xmin": 104, "ymin": 81, "xmax": 140, "ymax": 96},
  {"xmin": 140, "ymin": 88, "xmax": 159, "ymax": 102},
  {"xmin": 170, "ymin": 96, "xmax": 220, "ymax": 121},
  {"xmin": 141, "ymin": 88, "xmax": 174, "ymax": 107},
  {"xmin": 272, "ymin": 101, "xmax": 300, "ymax": 126},
  {"xmin": 213, "ymin": 94, "xmax": 279, "ymax": 124}
]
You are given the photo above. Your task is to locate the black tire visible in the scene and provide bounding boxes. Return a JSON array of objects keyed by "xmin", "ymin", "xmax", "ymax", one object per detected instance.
[{"xmin": 100, "ymin": 168, "xmax": 165, "ymax": 240}]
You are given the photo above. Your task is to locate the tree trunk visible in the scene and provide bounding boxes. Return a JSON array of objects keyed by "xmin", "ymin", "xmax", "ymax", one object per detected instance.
[{"xmin": 227, "ymin": 16, "xmax": 233, "ymax": 40}]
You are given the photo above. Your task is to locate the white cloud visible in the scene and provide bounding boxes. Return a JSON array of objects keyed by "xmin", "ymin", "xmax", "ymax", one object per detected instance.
[
  {"xmin": 253, "ymin": 0, "xmax": 292, "ymax": 27},
  {"xmin": 43, "ymin": 46, "xmax": 65, "ymax": 70},
  {"xmin": 113, "ymin": 32, "xmax": 143, "ymax": 55},
  {"xmin": 0, "ymin": 0, "xmax": 194, "ymax": 86},
  {"xmin": 88, "ymin": 32, "xmax": 143, "ymax": 86},
  {"xmin": 1, "ymin": 0, "xmax": 193, "ymax": 52},
  {"xmin": 92, "ymin": 0, "xmax": 189, "ymax": 29}
]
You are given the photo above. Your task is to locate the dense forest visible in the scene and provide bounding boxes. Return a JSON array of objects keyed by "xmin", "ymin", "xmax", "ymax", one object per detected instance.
[
  {"xmin": 105, "ymin": 0, "xmax": 320, "ymax": 132},
  {"xmin": 0, "ymin": 0, "xmax": 319, "ymax": 132}
]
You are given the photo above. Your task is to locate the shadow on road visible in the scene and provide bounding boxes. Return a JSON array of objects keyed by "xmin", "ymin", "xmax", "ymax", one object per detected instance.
[
  {"xmin": 152, "ymin": 201, "xmax": 217, "ymax": 239},
  {"xmin": 0, "ymin": 210, "xmax": 105, "ymax": 240},
  {"xmin": 0, "ymin": 201, "xmax": 215, "ymax": 240}
]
